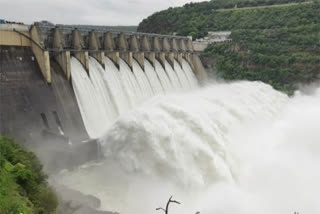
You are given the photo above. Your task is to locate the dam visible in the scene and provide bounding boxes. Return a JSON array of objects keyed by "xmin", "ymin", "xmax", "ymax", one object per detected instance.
[
  {"xmin": 1, "ymin": 21, "xmax": 320, "ymax": 214},
  {"xmin": 0, "ymin": 22, "xmax": 207, "ymax": 166}
]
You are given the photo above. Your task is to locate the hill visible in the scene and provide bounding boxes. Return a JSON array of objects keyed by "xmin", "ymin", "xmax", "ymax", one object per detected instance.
[
  {"xmin": 138, "ymin": 0, "xmax": 318, "ymax": 39},
  {"xmin": 203, "ymin": 24, "xmax": 320, "ymax": 94},
  {"xmin": 0, "ymin": 137, "xmax": 58, "ymax": 214},
  {"xmin": 138, "ymin": 0, "xmax": 320, "ymax": 94}
]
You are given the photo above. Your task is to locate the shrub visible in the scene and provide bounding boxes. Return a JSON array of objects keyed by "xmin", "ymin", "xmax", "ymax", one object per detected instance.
[{"xmin": 0, "ymin": 137, "xmax": 58, "ymax": 214}]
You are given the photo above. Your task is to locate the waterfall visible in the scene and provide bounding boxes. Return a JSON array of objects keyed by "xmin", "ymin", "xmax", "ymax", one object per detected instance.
[
  {"xmin": 174, "ymin": 60, "xmax": 191, "ymax": 89},
  {"xmin": 58, "ymin": 54, "xmax": 320, "ymax": 214},
  {"xmin": 164, "ymin": 60, "xmax": 183, "ymax": 90},
  {"xmin": 144, "ymin": 59, "xmax": 165, "ymax": 95},
  {"xmin": 89, "ymin": 57, "xmax": 118, "ymax": 122},
  {"xmin": 58, "ymin": 80, "xmax": 320, "ymax": 214},
  {"xmin": 70, "ymin": 58, "xmax": 110, "ymax": 138},
  {"xmin": 70, "ymin": 56, "xmax": 198, "ymax": 138},
  {"xmin": 103, "ymin": 57, "xmax": 130, "ymax": 115},
  {"xmin": 182, "ymin": 59, "xmax": 198, "ymax": 88},
  {"xmin": 132, "ymin": 59, "xmax": 154, "ymax": 101},
  {"xmin": 154, "ymin": 59, "xmax": 174, "ymax": 92}
]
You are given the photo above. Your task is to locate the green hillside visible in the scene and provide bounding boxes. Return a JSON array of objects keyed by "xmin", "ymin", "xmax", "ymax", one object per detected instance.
[
  {"xmin": 138, "ymin": 0, "xmax": 319, "ymax": 39},
  {"xmin": 0, "ymin": 137, "xmax": 58, "ymax": 214},
  {"xmin": 204, "ymin": 25, "xmax": 320, "ymax": 94},
  {"xmin": 138, "ymin": 0, "xmax": 320, "ymax": 94}
]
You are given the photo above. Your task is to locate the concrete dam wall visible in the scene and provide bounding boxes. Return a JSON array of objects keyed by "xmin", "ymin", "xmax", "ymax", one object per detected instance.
[
  {"xmin": 0, "ymin": 46, "xmax": 88, "ymax": 144},
  {"xmin": 0, "ymin": 23, "xmax": 207, "ymax": 168}
]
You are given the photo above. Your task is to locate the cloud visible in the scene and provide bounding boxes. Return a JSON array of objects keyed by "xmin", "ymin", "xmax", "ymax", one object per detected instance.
[{"xmin": 0, "ymin": 0, "xmax": 205, "ymax": 25}]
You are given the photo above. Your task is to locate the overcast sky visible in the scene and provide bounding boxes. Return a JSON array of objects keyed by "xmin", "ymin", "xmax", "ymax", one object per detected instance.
[{"xmin": 0, "ymin": 0, "xmax": 205, "ymax": 26}]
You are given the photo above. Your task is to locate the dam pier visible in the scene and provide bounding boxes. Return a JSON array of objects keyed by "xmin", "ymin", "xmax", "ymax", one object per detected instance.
[
  {"xmin": 0, "ymin": 23, "xmax": 207, "ymax": 83},
  {"xmin": 0, "ymin": 22, "xmax": 207, "ymax": 170}
]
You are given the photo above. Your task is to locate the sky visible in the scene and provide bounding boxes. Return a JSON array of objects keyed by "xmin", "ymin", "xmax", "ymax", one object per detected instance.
[{"xmin": 0, "ymin": 0, "xmax": 205, "ymax": 26}]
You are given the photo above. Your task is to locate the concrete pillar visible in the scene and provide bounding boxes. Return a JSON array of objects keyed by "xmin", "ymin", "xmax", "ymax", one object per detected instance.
[
  {"xmin": 103, "ymin": 32, "xmax": 115, "ymax": 51},
  {"xmin": 72, "ymin": 29, "xmax": 85, "ymax": 50},
  {"xmin": 89, "ymin": 31, "xmax": 100, "ymax": 50},
  {"xmin": 141, "ymin": 36, "xmax": 155, "ymax": 67},
  {"xmin": 129, "ymin": 35, "xmax": 139, "ymax": 52},
  {"xmin": 75, "ymin": 51, "xmax": 89, "ymax": 73},
  {"xmin": 186, "ymin": 39, "xmax": 194, "ymax": 52},
  {"xmin": 152, "ymin": 37, "xmax": 161, "ymax": 52},
  {"xmin": 156, "ymin": 52, "xmax": 166, "ymax": 70},
  {"xmin": 152, "ymin": 37, "xmax": 162, "ymax": 67},
  {"xmin": 170, "ymin": 39, "xmax": 182, "ymax": 67},
  {"xmin": 162, "ymin": 37, "xmax": 171, "ymax": 52},
  {"xmin": 140, "ymin": 36, "xmax": 150, "ymax": 51},
  {"xmin": 162, "ymin": 37, "xmax": 174, "ymax": 68},
  {"xmin": 171, "ymin": 39, "xmax": 179, "ymax": 52},
  {"xmin": 121, "ymin": 52, "xmax": 133, "ymax": 70},
  {"xmin": 55, "ymin": 51, "xmax": 71, "ymax": 80},
  {"xmin": 179, "ymin": 39, "xmax": 187, "ymax": 52},
  {"xmin": 118, "ymin": 33, "xmax": 133, "ymax": 69},
  {"xmin": 72, "ymin": 29, "xmax": 89, "ymax": 72},
  {"xmin": 53, "ymin": 27, "xmax": 71, "ymax": 80},
  {"xmin": 106, "ymin": 52, "xmax": 120, "ymax": 69},
  {"xmin": 104, "ymin": 32, "xmax": 119, "ymax": 68},
  {"xmin": 133, "ymin": 52, "xmax": 145, "ymax": 70},
  {"xmin": 89, "ymin": 31, "xmax": 105, "ymax": 68},
  {"xmin": 175, "ymin": 53, "xmax": 183, "ymax": 68},
  {"xmin": 191, "ymin": 54, "xmax": 208, "ymax": 85},
  {"xmin": 118, "ymin": 33, "xmax": 128, "ymax": 51},
  {"xmin": 91, "ymin": 51, "xmax": 105, "ymax": 69},
  {"xmin": 129, "ymin": 35, "xmax": 144, "ymax": 69},
  {"xmin": 53, "ymin": 27, "xmax": 65, "ymax": 50},
  {"xmin": 165, "ymin": 53, "xmax": 175, "ymax": 69},
  {"xmin": 30, "ymin": 25, "xmax": 51, "ymax": 83}
]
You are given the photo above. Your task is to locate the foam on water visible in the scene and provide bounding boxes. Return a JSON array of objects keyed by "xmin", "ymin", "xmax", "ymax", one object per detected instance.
[{"xmin": 54, "ymin": 80, "xmax": 320, "ymax": 214}]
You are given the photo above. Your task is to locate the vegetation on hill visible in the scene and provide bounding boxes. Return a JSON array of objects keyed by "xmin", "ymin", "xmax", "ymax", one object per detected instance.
[
  {"xmin": 138, "ymin": 0, "xmax": 319, "ymax": 39},
  {"xmin": 203, "ymin": 24, "xmax": 320, "ymax": 94},
  {"xmin": 0, "ymin": 136, "xmax": 58, "ymax": 214},
  {"xmin": 138, "ymin": 0, "xmax": 320, "ymax": 94}
]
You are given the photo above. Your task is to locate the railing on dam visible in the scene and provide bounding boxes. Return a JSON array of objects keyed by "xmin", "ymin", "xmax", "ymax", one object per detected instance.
[{"xmin": 0, "ymin": 23, "xmax": 207, "ymax": 84}]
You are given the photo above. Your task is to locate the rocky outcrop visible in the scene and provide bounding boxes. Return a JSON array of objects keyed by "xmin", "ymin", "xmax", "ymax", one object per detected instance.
[{"xmin": 53, "ymin": 183, "xmax": 119, "ymax": 214}]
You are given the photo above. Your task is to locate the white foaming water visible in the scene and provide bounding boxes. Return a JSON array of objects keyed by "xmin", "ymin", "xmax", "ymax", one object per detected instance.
[
  {"xmin": 70, "ymin": 58, "xmax": 110, "ymax": 138},
  {"xmin": 182, "ymin": 59, "xmax": 198, "ymax": 88},
  {"xmin": 89, "ymin": 57, "xmax": 118, "ymax": 122},
  {"xmin": 54, "ymin": 80, "xmax": 320, "ymax": 214},
  {"xmin": 144, "ymin": 59, "xmax": 165, "ymax": 95},
  {"xmin": 132, "ymin": 59, "xmax": 154, "ymax": 100},
  {"xmin": 165, "ymin": 60, "xmax": 183, "ymax": 90},
  {"xmin": 104, "ymin": 57, "xmax": 130, "ymax": 114},
  {"xmin": 154, "ymin": 59, "xmax": 174, "ymax": 92},
  {"xmin": 174, "ymin": 60, "xmax": 191, "ymax": 89},
  {"xmin": 119, "ymin": 58, "xmax": 143, "ymax": 106},
  {"xmin": 71, "ymin": 57, "xmax": 198, "ymax": 138}
]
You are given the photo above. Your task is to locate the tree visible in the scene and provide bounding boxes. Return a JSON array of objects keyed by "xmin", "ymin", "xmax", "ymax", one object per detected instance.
[{"xmin": 156, "ymin": 196, "xmax": 181, "ymax": 214}]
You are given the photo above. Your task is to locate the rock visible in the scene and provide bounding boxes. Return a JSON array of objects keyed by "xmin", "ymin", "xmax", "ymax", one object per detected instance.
[{"xmin": 52, "ymin": 183, "xmax": 118, "ymax": 214}]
